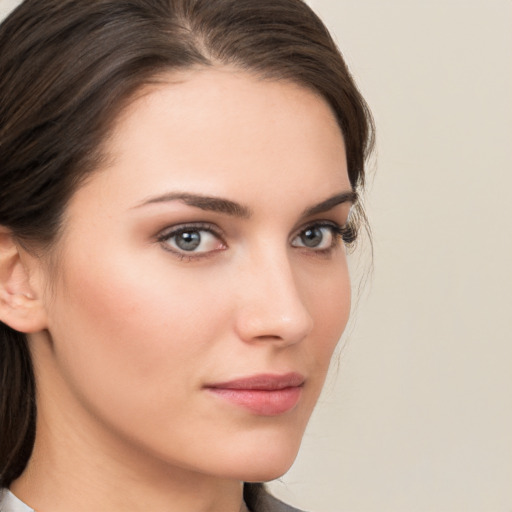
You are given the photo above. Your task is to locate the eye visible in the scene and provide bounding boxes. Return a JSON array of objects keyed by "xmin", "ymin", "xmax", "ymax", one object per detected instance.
[
  {"xmin": 291, "ymin": 223, "xmax": 340, "ymax": 250},
  {"xmin": 157, "ymin": 224, "xmax": 225, "ymax": 257}
]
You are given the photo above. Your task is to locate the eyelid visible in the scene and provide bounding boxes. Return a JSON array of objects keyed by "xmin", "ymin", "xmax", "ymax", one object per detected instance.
[
  {"xmin": 156, "ymin": 221, "xmax": 223, "ymax": 239},
  {"xmin": 292, "ymin": 219, "xmax": 342, "ymax": 237},
  {"xmin": 156, "ymin": 222, "xmax": 226, "ymax": 259},
  {"xmin": 291, "ymin": 219, "xmax": 339, "ymax": 241},
  {"xmin": 292, "ymin": 218, "xmax": 357, "ymax": 248}
]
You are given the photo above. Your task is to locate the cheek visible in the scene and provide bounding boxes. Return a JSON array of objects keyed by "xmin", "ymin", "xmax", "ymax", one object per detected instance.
[
  {"xmin": 302, "ymin": 260, "xmax": 351, "ymax": 372},
  {"xmin": 45, "ymin": 248, "xmax": 231, "ymax": 418}
]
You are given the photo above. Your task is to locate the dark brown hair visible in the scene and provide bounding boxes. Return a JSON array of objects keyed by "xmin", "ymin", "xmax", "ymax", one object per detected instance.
[{"xmin": 0, "ymin": 0, "xmax": 374, "ymax": 490}]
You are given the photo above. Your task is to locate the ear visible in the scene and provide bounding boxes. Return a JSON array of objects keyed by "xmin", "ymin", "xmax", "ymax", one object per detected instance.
[{"xmin": 0, "ymin": 227, "xmax": 48, "ymax": 333}]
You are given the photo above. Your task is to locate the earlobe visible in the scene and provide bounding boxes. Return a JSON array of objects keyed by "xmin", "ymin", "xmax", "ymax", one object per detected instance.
[{"xmin": 0, "ymin": 227, "xmax": 48, "ymax": 333}]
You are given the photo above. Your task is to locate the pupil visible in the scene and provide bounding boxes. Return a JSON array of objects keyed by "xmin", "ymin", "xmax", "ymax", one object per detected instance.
[
  {"xmin": 301, "ymin": 227, "xmax": 323, "ymax": 248},
  {"xmin": 176, "ymin": 231, "xmax": 201, "ymax": 251}
]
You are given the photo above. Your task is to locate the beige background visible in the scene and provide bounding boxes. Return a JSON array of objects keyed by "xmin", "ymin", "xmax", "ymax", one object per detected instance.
[
  {"xmin": 1, "ymin": 1, "xmax": 511, "ymax": 511},
  {"xmin": 270, "ymin": 1, "xmax": 512, "ymax": 511}
]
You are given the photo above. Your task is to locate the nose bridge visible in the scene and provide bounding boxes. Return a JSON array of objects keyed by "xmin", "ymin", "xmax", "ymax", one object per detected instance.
[{"xmin": 234, "ymin": 241, "xmax": 314, "ymax": 345}]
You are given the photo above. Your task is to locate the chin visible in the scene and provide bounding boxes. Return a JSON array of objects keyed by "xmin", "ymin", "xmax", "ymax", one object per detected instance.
[
  {"xmin": 242, "ymin": 462, "xmax": 297, "ymax": 484},
  {"xmin": 213, "ymin": 432, "xmax": 304, "ymax": 483}
]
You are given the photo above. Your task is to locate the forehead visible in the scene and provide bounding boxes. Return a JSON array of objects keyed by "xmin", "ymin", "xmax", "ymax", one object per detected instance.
[{"xmin": 75, "ymin": 67, "xmax": 349, "ymax": 214}]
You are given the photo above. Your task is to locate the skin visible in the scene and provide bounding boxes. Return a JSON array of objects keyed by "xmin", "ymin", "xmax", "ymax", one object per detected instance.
[{"xmin": 6, "ymin": 68, "xmax": 353, "ymax": 512}]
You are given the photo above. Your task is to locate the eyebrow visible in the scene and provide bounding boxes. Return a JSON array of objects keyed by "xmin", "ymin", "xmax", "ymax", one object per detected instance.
[
  {"xmin": 134, "ymin": 192, "xmax": 252, "ymax": 218},
  {"xmin": 134, "ymin": 190, "xmax": 357, "ymax": 219},
  {"xmin": 301, "ymin": 190, "xmax": 357, "ymax": 217}
]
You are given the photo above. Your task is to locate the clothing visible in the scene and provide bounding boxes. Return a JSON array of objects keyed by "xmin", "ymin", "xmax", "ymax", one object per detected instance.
[
  {"xmin": 244, "ymin": 483, "xmax": 305, "ymax": 512},
  {"xmin": 0, "ymin": 487, "xmax": 305, "ymax": 512},
  {"xmin": 0, "ymin": 489, "xmax": 31, "ymax": 512}
]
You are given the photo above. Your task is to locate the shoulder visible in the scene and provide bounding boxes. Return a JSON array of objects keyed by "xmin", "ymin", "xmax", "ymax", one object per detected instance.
[{"xmin": 244, "ymin": 483, "xmax": 307, "ymax": 512}]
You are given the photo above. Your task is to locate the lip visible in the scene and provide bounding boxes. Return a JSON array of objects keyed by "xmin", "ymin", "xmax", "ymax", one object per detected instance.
[{"xmin": 205, "ymin": 373, "xmax": 305, "ymax": 416}]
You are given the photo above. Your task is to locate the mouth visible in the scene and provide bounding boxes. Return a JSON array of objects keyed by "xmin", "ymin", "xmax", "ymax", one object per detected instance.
[{"xmin": 204, "ymin": 373, "xmax": 305, "ymax": 416}]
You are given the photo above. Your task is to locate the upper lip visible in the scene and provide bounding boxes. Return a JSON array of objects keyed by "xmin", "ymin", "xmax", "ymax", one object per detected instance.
[{"xmin": 205, "ymin": 372, "xmax": 305, "ymax": 391}]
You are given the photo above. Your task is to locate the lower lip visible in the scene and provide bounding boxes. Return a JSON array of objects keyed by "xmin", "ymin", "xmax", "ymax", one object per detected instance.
[{"xmin": 207, "ymin": 386, "xmax": 302, "ymax": 416}]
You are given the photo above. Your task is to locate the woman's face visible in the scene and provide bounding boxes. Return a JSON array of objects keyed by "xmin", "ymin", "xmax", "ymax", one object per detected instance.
[{"xmin": 33, "ymin": 68, "xmax": 353, "ymax": 482}]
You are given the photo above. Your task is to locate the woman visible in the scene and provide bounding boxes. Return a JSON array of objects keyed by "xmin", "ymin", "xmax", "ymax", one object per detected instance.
[{"xmin": 0, "ymin": 1, "xmax": 373, "ymax": 511}]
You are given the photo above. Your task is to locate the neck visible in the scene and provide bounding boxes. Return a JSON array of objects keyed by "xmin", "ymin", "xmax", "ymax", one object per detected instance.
[
  {"xmin": 13, "ymin": 445, "xmax": 246, "ymax": 512},
  {"xmin": 11, "ymin": 390, "xmax": 246, "ymax": 512},
  {"xmin": 13, "ymin": 455, "xmax": 246, "ymax": 512}
]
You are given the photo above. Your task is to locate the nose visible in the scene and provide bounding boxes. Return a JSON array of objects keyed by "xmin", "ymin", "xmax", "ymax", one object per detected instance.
[{"xmin": 233, "ymin": 249, "xmax": 314, "ymax": 347}]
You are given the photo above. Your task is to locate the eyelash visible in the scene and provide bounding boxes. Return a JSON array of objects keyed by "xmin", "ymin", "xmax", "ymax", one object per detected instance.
[
  {"xmin": 156, "ymin": 221, "xmax": 356, "ymax": 261},
  {"xmin": 156, "ymin": 222, "xmax": 225, "ymax": 261},
  {"xmin": 294, "ymin": 221, "xmax": 357, "ymax": 252}
]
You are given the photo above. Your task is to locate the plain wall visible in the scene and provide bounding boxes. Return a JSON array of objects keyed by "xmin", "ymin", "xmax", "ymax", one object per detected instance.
[
  {"xmin": 1, "ymin": 1, "xmax": 511, "ymax": 511},
  {"xmin": 270, "ymin": 1, "xmax": 512, "ymax": 511}
]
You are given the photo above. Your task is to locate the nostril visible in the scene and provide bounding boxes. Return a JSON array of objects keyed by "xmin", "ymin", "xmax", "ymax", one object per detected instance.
[{"xmin": 234, "ymin": 302, "xmax": 313, "ymax": 346}]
